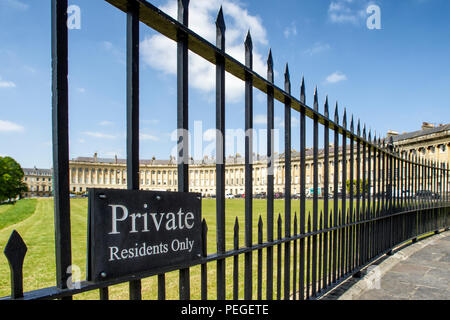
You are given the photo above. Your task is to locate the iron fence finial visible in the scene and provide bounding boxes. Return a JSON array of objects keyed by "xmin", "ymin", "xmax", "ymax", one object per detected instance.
[
  {"xmin": 314, "ymin": 87, "xmax": 319, "ymax": 112},
  {"xmin": 4, "ymin": 230, "xmax": 27, "ymax": 299},
  {"xmin": 216, "ymin": 6, "xmax": 226, "ymax": 33},
  {"xmin": 245, "ymin": 30, "xmax": 253, "ymax": 51},
  {"xmin": 343, "ymin": 108, "xmax": 347, "ymax": 129},
  {"xmin": 284, "ymin": 63, "xmax": 291, "ymax": 94},
  {"xmin": 300, "ymin": 77, "xmax": 306, "ymax": 104},
  {"xmin": 334, "ymin": 102, "xmax": 339, "ymax": 124},
  {"xmin": 267, "ymin": 49, "xmax": 273, "ymax": 69}
]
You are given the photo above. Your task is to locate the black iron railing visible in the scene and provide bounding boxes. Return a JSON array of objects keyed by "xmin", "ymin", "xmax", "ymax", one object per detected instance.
[{"xmin": 1, "ymin": 0, "xmax": 449, "ymax": 300}]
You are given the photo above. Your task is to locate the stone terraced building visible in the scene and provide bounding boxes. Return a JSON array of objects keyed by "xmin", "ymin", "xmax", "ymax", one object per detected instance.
[{"xmin": 23, "ymin": 122, "xmax": 449, "ymax": 198}]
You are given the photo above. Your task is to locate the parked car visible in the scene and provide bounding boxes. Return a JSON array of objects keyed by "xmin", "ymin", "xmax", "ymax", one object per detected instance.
[
  {"xmin": 225, "ymin": 193, "xmax": 234, "ymax": 199},
  {"xmin": 415, "ymin": 191, "xmax": 440, "ymax": 200},
  {"xmin": 254, "ymin": 193, "xmax": 266, "ymax": 199}
]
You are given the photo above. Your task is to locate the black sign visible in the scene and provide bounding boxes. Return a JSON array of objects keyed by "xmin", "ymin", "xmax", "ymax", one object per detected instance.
[{"xmin": 87, "ymin": 189, "xmax": 202, "ymax": 282}]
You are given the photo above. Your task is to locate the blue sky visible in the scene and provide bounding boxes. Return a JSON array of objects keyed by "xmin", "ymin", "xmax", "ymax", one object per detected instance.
[{"xmin": 0, "ymin": 0, "xmax": 449, "ymax": 169}]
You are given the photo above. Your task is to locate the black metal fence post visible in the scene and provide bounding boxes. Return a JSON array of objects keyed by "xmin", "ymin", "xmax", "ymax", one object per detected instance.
[
  {"xmin": 266, "ymin": 49, "xmax": 275, "ymax": 300},
  {"xmin": 215, "ymin": 6, "xmax": 226, "ymax": 301},
  {"xmin": 332, "ymin": 103, "xmax": 339, "ymax": 283},
  {"xmin": 323, "ymin": 98, "xmax": 330, "ymax": 290},
  {"xmin": 312, "ymin": 88, "xmax": 319, "ymax": 296},
  {"xmin": 51, "ymin": 0, "xmax": 72, "ymax": 299},
  {"xmin": 244, "ymin": 31, "xmax": 254, "ymax": 301},
  {"xmin": 177, "ymin": 0, "xmax": 191, "ymax": 300},
  {"xmin": 284, "ymin": 64, "xmax": 292, "ymax": 300},
  {"xmin": 299, "ymin": 79, "xmax": 306, "ymax": 300},
  {"xmin": 126, "ymin": 0, "xmax": 142, "ymax": 300}
]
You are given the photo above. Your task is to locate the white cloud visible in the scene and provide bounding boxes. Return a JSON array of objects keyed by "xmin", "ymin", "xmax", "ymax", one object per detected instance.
[
  {"xmin": 99, "ymin": 120, "xmax": 114, "ymax": 126},
  {"xmin": 140, "ymin": 0, "xmax": 269, "ymax": 103},
  {"xmin": 76, "ymin": 87, "xmax": 86, "ymax": 93},
  {"xmin": 1, "ymin": 0, "xmax": 29, "ymax": 11},
  {"xmin": 22, "ymin": 65, "xmax": 36, "ymax": 74},
  {"xmin": 82, "ymin": 131, "xmax": 116, "ymax": 139},
  {"xmin": 304, "ymin": 42, "xmax": 331, "ymax": 56},
  {"xmin": 142, "ymin": 119, "xmax": 160, "ymax": 125},
  {"xmin": 0, "ymin": 76, "xmax": 16, "ymax": 88},
  {"xmin": 283, "ymin": 22, "xmax": 297, "ymax": 39},
  {"xmin": 254, "ymin": 114, "xmax": 267, "ymax": 125},
  {"xmin": 253, "ymin": 114, "xmax": 299, "ymax": 128},
  {"xmin": 325, "ymin": 71, "xmax": 348, "ymax": 84},
  {"xmin": 101, "ymin": 41, "xmax": 125, "ymax": 65},
  {"xmin": 140, "ymin": 133, "xmax": 159, "ymax": 141},
  {"xmin": 0, "ymin": 120, "xmax": 24, "ymax": 132}
]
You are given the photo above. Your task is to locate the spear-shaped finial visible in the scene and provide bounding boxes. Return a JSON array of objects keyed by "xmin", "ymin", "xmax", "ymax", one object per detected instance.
[
  {"xmin": 267, "ymin": 49, "xmax": 273, "ymax": 83},
  {"xmin": 363, "ymin": 124, "xmax": 367, "ymax": 139},
  {"xmin": 267, "ymin": 49, "xmax": 273, "ymax": 69},
  {"xmin": 314, "ymin": 87, "xmax": 319, "ymax": 111},
  {"xmin": 245, "ymin": 30, "xmax": 252, "ymax": 68},
  {"xmin": 285, "ymin": 63, "xmax": 291, "ymax": 93},
  {"xmin": 245, "ymin": 30, "xmax": 253, "ymax": 51},
  {"xmin": 357, "ymin": 119, "xmax": 361, "ymax": 136},
  {"xmin": 216, "ymin": 6, "xmax": 226, "ymax": 50},
  {"xmin": 324, "ymin": 96, "xmax": 329, "ymax": 118},
  {"xmin": 178, "ymin": 0, "xmax": 189, "ymax": 24},
  {"xmin": 350, "ymin": 115, "xmax": 354, "ymax": 133},
  {"xmin": 300, "ymin": 77, "xmax": 306, "ymax": 104},
  {"xmin": 334, "ymin": 102, "xmax": 339, "ymax": 123},
  {"xmin": 343, "ymin": 108, "xmax": 347, "ymax": 129},
  {"xmin": 216, "ymin": 6, "xmax": 226, "ymax": 33}
]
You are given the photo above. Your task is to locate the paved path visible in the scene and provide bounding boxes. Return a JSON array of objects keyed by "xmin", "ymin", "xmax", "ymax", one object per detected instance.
[{"xmin": 324, "ymin": 231, "xmax": 450, "ymax": 300}]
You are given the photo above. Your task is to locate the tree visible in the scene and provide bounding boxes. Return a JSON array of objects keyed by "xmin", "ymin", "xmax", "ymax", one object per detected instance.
[
  {"xmin": 0, "ymin": 156, "xmax": 28, "ymax": 203},
  {"xmin": 346, "ymin": 179, "xmax": 369, "ymax": 195}
]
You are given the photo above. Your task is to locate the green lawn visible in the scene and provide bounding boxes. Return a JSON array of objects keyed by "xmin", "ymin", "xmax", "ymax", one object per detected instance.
[
  {"xmin": 0, "ymin": 197, "xmax": 346, "ymax": 300},
  {"xmin": 0, "ymin": 199, "xmax": 37, "ymax": 230}
]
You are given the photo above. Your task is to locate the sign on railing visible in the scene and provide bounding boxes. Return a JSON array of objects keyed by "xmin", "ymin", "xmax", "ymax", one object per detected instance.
[{"xmin": 87, "ymin": 189, "xmax": 202, "ymax": 282}]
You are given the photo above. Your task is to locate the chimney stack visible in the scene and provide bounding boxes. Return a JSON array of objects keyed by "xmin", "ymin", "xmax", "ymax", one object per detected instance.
[
  {"xmin": 422, "ymin": 122, "xmax": 435, "ymax": 130},
  {"xmin": 386, "ymin": 130, "xmax": 399, "ymax": 138}
]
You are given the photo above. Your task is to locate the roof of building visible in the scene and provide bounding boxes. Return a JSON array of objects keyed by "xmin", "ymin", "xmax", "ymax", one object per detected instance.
[
  {"xmin": 392, "ymin": 123, "xmax": 450, "ymax": 143},
  {"xmin": 23, "ymin": 167, "xmax": 53, "ymax": 176}
]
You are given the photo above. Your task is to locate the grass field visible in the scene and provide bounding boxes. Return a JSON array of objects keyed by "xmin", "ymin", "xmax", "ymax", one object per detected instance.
[
  {"xmin": 0, "ymin": 199, "xmax": 37, "ymax": 230},
  {"xmin": 0, "ymin": 197, "xmax": 344, "ymax": 300}
]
